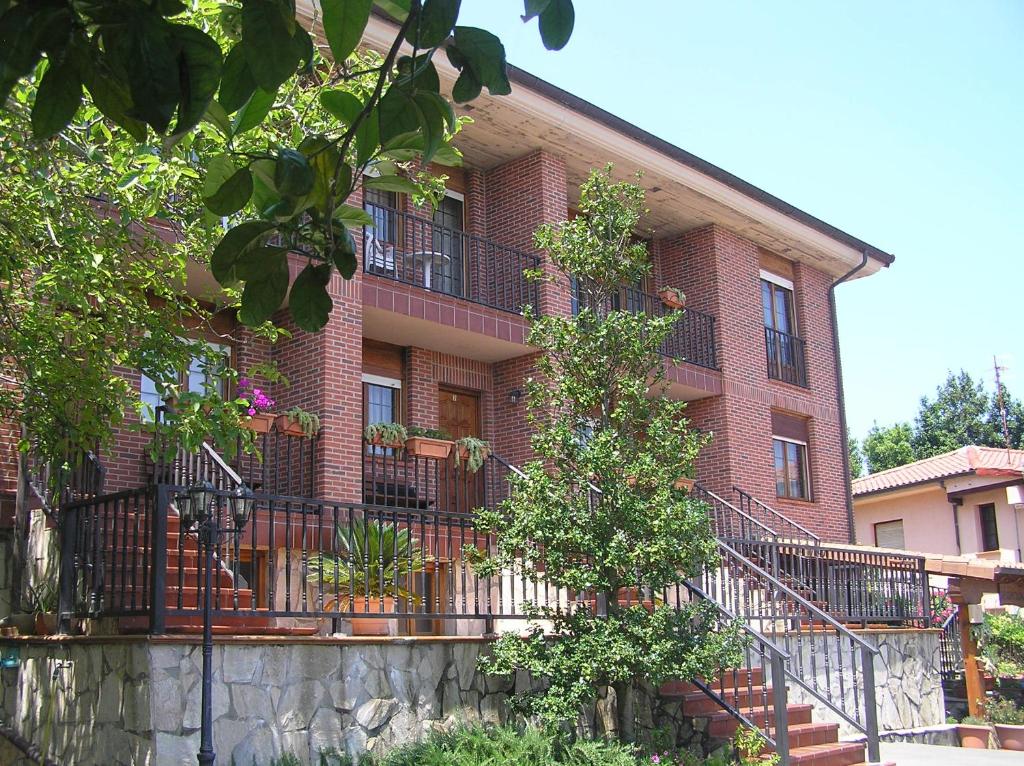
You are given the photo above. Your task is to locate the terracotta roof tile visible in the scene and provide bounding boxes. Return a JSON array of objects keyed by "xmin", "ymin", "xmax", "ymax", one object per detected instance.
[{"xmin": 852, "ymin": 446, "xmax": 1024, "ymax": 496}]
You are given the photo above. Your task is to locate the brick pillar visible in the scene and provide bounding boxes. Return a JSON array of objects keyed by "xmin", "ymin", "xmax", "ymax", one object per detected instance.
[
  {"xmin": 405, "ymin": 347, "xmax": 439, "ymax": 430},
  {"xmin": 484, "ymin": 150, "xmax": 570, "ymax": 319},
  {"xmin": 273, "ymin": 268, "xmax": 363, "ymax": 504}
]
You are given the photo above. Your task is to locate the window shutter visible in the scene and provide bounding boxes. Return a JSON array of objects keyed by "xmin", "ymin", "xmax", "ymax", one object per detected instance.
[
  {"xmin": 771, "ymin": 411, "xmax": 809, "ymax": 442},
  {"xmin": 874, "ymin": 520, "xmax": 905, "ymax": 549}
]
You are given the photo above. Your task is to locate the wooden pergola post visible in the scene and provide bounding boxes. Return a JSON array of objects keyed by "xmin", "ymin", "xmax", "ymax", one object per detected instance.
[{"xmin": 954, "ymin": 591, "xmax": 985, "ymax": 718}]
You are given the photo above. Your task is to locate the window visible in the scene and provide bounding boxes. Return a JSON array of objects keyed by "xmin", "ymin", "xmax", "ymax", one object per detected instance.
[
  {"xmin": 773, "ymin": 438, "xmax": 809, "ymax": 500},
  {"xmin": 139, "ymin": 342, "xmax": 229, "ymax": 422},
  {"xmin": 364, "ymin": 187, "xmax": 398, "ymax": 274},
  {"xmin": 979, "ymin": 503, "xmax": 1000, "ymax": 551},
  {"xmin": 362, "ymin": 374, "xmax": 402, "ymax": 455},
  {"xmin": 430, "ymin": 193, "xmax": 465, "ymax": 296},
  {"xmin": 760, "ymin": 272, "xmax": 795, "ymax": 335},
  {"xmin": 874, "ymin": 519, "xmax": 905, "ymax": 550}
]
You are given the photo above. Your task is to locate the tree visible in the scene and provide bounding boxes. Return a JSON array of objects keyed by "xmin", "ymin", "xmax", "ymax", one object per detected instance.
[
  {"xmin": 911, "ymin": 370, "xmax": 993, "ymax": 459},
  {"xmin": 988, "ymin": 382, "xmax": 1024, "ymax": 451},
  {"xmin": 862, "ymin": 422, "xmax": 914, "ymax": 474},
  {"xmin": 474, "ymin": 168, "xmax": 741, "ymax": 729},
  {"xmin": 0, "ymin": 0, "xmax": 577, "ymax": 331},
  {"xmin": 847, "ymin": 428, "xmax": 863, "ymax": 479}
]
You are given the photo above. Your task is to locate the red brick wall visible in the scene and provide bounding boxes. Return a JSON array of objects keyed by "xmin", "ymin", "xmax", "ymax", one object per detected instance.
[{"xmin": 656, "ymin": 225, "xmax": 849, "ymax": 542}]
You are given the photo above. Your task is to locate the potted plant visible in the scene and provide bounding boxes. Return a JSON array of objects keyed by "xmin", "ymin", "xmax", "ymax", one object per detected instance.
[
  {"xmin": 454, "ymin": 436, "xmax": 490, "ymax": 472},
  {"xmin": 237, "ymin": 377, "xmax": 276, "ymax": 433},
  {"xmin": 957, "ymin": 715, "xmax": 994, "ymax": 749},
  {"xmin": 306, "ymin": 518, "xmax": 425, "ymax": 636},
  {"xmin": 27, "ymin": 578, "xmax": 59, "ymax": 635},
  {"xmin": 987, "ymin": 696, "xmax": 1024, "ymax": 750},
  {"xmin": 657, "ymin": 286, "xmax": 686, "ymax": 310},
  {"xmin": 363, "ymin": 422, "xmax": 408, "ymax": 450},
  {"xmin": 674, "ymin": 467, "xmax": 696, "ymax": 492},
  {"xmin": 405, "ymin": 426, "xmax": 454, "ymax": 459},
  {"xmin": 275, "ymin": 406, "xmax": 320, "ymax": 438}
]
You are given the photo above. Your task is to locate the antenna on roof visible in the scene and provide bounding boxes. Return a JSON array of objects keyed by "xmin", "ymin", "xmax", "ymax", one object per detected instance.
[{"xmin": 994, "ymin": 355, "xmax": 1011, "ymax": 458}]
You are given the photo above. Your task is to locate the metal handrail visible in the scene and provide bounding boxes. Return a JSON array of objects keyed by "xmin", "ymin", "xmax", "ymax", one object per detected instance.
[
  {"xmin": 732, "ymin": 486, "xmax": 820, "ymax": 544},
  {"xmin": 693, "ymin": 483, "xmax": 779, "ymax": 541}
]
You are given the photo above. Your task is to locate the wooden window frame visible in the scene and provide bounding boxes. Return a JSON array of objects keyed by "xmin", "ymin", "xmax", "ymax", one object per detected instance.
[
  {"xmin": 979, "ymin": 503, "xmax": 1000, "ymax": 552},
  {"xmin": 760, "ymin": 270, "xmax": 797, "ymax": 336},
  {"xmin": 874, "ymin": 519, "xmax": 906, "ymax": 550},
  {"xmin": 773, "ymin": 436, "xmax": 811, "ymax": 501}
]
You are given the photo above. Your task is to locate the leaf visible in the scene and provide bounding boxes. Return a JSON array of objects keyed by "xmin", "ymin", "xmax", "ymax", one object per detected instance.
[
  {"xmin": 451, "ymin": 27, "xmax": 510, "ymax": 95},
  {"xmin": 321, "ymin": 0, "xmax": 373, "ymax": 63},
  {"xmin": 239, "ymin": 255, "xmax": 290, "ymax": 325},
  {"xmin": 31, "ymin": 55, "xmax": 82, "ymax": 139},
  {"xmin": 363, "ymin": 174, "xmax": 418, "ymax": 195},
  {"xmin": 451, "ymin": 69, "xmax": 481, "ymax": 103},
  {"xmin": 373, "ymin": 0, "xmax": 411, "ymax": 21},
  {"xmin": 234, "ymin": 245, "xmax": 287, "ymax": 281},
  {"xmin": 274, "ymin": 148, "xmax": 314, "ymax": 198},
  {"xmin": 355, "ymin": 106, "xmax": 379, "ymax": 165},
  {"xmin": 413, "ymin": 91, "xmax": 448, "ymax": 162},
  {"xmin": 202, "ymin": 99, "xmax": 232, "ymax": 137},
  {"xmin": 232, "ymin": 86, "xmax": 276, "ymax": 135},
  {"xmin": 331, "ymin": 229, "xmax": 357, "ymax": 279},
  {"xmin": 219, "ymin": 44, "xmax": 256, "ymax": 113},
  {"xmin": 410, "ymin": 0, "xmax": 461, "ymax": 48},
  {"xmin": 522, "ymin": 0, "xmax": 551, "ymax": 21},
  {"xmin": 378, "ymin": 83, "xmax": 423, "ymax": 147},
  {"xmin": 169, "ymin": 24, "xmax": 223, "ymax": 135},
  {"xmin": 204, "ymin": 167, "xmax": 253, "ymax": 216},
  {"xmin": 118, "ymin": 8, "xmax": 181, "ymax": 133},
  {"xmin": 290, "ymin": 263, "xmax": 334, "ymax": 331},
  {"xmin": 538, "ymin": 0, "xmax": 573, "ymax": 51},
  {"xmin": 241, "ymin": 0, "xmax": 299, "ymax": 90},
  {"xmin": 320, "ymin": 88, "xmax": 363, "ymax": 125},
  {"xmin": 211, "ymin": 220, "xmax": 276, "ymax": 284},
  {"xmin": 432, "ymin": 144, "xmax": 463, "ymax": 167},
  {"xmin": 334, "ymin": 204, "xmax": 374, "ymax": 229}
]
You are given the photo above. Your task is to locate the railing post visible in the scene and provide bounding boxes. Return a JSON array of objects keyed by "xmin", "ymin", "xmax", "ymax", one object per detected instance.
[
  {"xmin": 860, "ymin": 643, "xmax": 880, "ymax": 763},
  {"xmin": 57, "ymin": 505, "xmax": 78, "ymax": 635},
  {"xmin": 770, "ymin": 651, "xmax": 789, "ymax": 766},
  {"xmin": 918, "ymin": 558, "xmax": 930, "ymax": 628},
  {"xmin": 150, "ymin": 485, "xmax": 170, "ymax": 635}
]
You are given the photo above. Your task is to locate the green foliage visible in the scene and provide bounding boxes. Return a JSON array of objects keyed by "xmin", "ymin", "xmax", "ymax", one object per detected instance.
[
  {"xmin": 306, "ymin": 518, "xmax": 425, "ymax": 607},
  {"xmin": 474, "ymin": 167, "xmax": 743, "ymax": 728},
  {"xmin": 281, "ymin": 406, "xmax": 321, "ymax": 437},
  {"xmin": 859, "ymin": 370, "xmax": 1023, "ymax": 474},
  {"xmin": 407, "ymin": 426, "xmax": 452, "ymax": 440},
  {"xmin": 363, "ymin": 422, "xmax": 408, "ymax": 445},
  {"xmin": 978, "ymin": 612, "xmax": 1024, "ymax": 677},
  {"xmin": 862, "ymin": 422, "xmax": 915, "ymax": 474},
  {"xmin": 454, "ymin": 436, "xmax": 490, "ymax": 472},
  {"xmin": 1, "ymin": 0, "xmax": 577, "ymax": 332},
  {"xmin": 847, "ymin": 428, "xmax": 863, "ymax": 479},
  {"xmin": 985, "ymin": 696, "xmax": 1024, "ymax": 725}
]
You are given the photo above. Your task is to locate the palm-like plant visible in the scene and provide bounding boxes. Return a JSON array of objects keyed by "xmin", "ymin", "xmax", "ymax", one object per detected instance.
[{"xmin": 306, "ymin": 517, "xmax": 426, "ymax": 611}]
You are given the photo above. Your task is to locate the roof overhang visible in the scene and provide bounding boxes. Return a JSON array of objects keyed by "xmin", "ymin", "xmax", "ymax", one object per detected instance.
[{"xmin": 306, "ymin": 7, "xmax": 896, "ymax": 280}]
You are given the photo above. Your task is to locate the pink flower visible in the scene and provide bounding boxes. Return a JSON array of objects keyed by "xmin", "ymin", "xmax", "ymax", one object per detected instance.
[
  {"xmin": 651, "ymin": 757, "xmax": 660, "ymax": 764},
  {"xmin": 248, "ymin": 407, "xmax": 256, "ymax": 416}
]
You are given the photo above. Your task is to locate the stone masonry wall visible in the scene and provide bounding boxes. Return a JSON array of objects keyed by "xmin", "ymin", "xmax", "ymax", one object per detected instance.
[{"xmin": 0, "ymin": 638, "xmax": 710, "ymax": 766}]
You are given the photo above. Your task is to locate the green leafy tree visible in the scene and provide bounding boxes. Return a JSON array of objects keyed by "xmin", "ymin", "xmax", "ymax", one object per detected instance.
[
  {"xmin": 0, "ymin": 0, "xmax": 577, "ymax": 331},
  {"xmin": 987, "ymin": 382, "xmax": 1024, "ymax": 452},
  {"xmin": 847, "ymin": 428, "xmax": 863, "ymax": 479},
  {"xmin": 912, "ymin": 370, "xmax": 993, "ymax": 459},
  {"xmin": 474, "ymin": 167, "xmax": 742, "ymax": 729},
  {"xmin": 862, "ymin": 422, "xmax": 915, "ymax": 474}
]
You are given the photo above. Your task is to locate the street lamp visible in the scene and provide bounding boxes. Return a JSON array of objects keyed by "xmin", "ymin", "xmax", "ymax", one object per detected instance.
[{"xmin": 177, "ymin": 481, "xmax": 254, "ymax": 766}]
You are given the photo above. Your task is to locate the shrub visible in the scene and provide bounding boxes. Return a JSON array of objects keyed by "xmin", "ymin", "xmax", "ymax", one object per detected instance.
[{"xmin": 979, "ymin": 612, "xmax": 1024, "ymax": 677}]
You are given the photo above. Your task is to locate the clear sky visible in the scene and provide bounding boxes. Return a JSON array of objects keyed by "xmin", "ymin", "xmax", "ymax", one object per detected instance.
[{"xmin": 459, "ymin": 0, "xmax": 1023, "ymax": 439}]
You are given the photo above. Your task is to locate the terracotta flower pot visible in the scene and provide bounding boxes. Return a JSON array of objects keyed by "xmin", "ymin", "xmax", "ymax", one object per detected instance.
[
  {"xmin": 367, "ymin": 434, "xmax": 405, "ymax": 450},
  {"xmin": 274, "ymin": 415, "xmax": 310, "ymax": 438},
  {"xmin": 244, "ymin": 412, "xmax": 276, "ymax": 434},
  {"xmin": 958, "ymin": 723, "xmax": 993, "ymax": 749},
  {"xmin": 405, "ymin": 436, "xmax": 453, "ymax": 459},
  {"xmin": 658, "ymin": 288, "xmax": 686, "ymax": 310},
  {"xmin": 349, "ymin": 596, "xmax": 395, "ymax": 636},
  {"xmin": 996, "ymin": 724, "xmax": 1024, "ymax": 751},
  {"xmin": 456, "ymin": 444, "xmax": 490, "ymax": 463},
  {"xmin": 33, "ymin": 612, "xmax": 57, "ymax": 635},
  {"xmin": 674, "ymin": 477, "xmax": 695, "ymax": 492}
]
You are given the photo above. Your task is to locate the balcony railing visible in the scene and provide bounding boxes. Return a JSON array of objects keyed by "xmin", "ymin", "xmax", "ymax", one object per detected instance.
[
  {"xmin": 764, "ymin": 327, "xmax": 807, "ymax": 387},
  {"xmin": 363, "ymin": 205, "xmax": 541, "ymax": 316},
  {"xmin": 572, "ymin": 282, "xmax": 718, "ymax": 370}
]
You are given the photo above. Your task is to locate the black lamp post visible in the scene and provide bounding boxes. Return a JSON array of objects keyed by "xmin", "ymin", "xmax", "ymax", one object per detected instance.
[{"xmin": 178, "ymin": 481, "xmax": 255, "ymax": 766}]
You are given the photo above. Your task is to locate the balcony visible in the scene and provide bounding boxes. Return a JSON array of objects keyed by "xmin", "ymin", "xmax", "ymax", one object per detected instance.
[
  {"xmin": 362, "ymin": 206, "xmax": 540, "ymax": 316},
  {"xmin": 764, "ymin": 327, "xmax": 808, "ymax": 387},
  {"xmin": 571, "ymin": 282, "xmax": 718, "ymax": 370}
]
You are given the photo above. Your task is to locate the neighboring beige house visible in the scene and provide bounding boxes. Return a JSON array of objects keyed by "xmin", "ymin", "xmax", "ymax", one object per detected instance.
[{"xmin": 853, "ymin": 446, "xmax": 1024, "ymax": 565}]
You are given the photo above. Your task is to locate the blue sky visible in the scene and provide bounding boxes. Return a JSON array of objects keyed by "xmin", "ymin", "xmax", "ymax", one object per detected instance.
[{"xmin": 459, "ymin": 0, "xmax": 1023, "ymax": 439}]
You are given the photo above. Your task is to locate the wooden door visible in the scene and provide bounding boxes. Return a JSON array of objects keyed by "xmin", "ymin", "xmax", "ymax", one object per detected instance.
[{"xmin": 437, "ymin": 387, "xmax": 483, "ymax": 516}]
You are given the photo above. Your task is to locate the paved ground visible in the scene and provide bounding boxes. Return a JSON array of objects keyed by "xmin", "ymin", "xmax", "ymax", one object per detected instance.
[{"xmin": 880, "ymin": 741, "xmax": 1024, "ymax": 764}]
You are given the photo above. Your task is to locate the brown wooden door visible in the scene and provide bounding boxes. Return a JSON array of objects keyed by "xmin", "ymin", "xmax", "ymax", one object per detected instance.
[{"xmin": 437, "ymin": 387, "xmax": 482, "ymax": 516}]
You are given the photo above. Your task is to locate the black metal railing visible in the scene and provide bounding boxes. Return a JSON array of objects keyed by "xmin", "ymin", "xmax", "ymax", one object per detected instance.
[
  {"xmin": 930, "ymin": 586, "xmax": 963, "ymax": 679},
  {"xmin": 733, "ymin": 486, "xmax": 820, "ymax": 544},
  {"xmin": 363, "ymin": 205, "xmax": 541, "ymax": 316},
  {"xmin": 572, "ymin": 282, "xmax": 718, "ymax": 370},
  {"xmin": 765, "ymin": 327, "xmax": 807, "ymax": 387},
  {"xmin": 25, "ymin": 445, "xmax": 106, "ymax": 520},
  {"xmin": 151, "ymin": 407, "xmax": 318, "ymax": 498}
]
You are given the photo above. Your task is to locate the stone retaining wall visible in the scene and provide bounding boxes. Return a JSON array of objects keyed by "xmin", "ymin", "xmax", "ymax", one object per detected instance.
[{"xmin": 0, "ymin": 638, "xmax": 708, "ymax": 765}]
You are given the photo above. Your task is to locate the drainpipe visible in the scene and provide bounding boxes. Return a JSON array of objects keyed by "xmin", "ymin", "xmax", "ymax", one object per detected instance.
[
  {"xmin": 829, "ymin": 250, "xmax": 871, "ymax": 544},
  {"xmin": 942, "ymin": 479, "xmax": 963, "ymax": 554}
]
